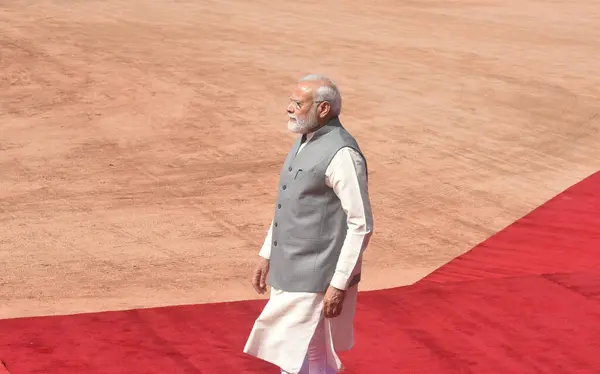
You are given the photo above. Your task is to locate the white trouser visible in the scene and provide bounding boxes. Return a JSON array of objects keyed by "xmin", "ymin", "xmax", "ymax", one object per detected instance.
[{"xmin": 281, "ymin": 316, "xmax": 338, "ymax": 374}]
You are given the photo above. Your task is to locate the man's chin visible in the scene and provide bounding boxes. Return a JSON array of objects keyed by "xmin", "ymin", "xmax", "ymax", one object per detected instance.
[
  {"xmin": 288, "ymin": 121, "xmax": 320, "ymax": 134},
  {"xmin": 288, "ymin": 120, "xmax": 304, "ymax": 134}
]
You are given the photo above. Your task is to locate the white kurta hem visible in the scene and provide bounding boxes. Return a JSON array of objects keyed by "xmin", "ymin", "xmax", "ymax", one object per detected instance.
[{"xmin": 243, "ymin": 285, "xmax": 358, "ymax": 373}]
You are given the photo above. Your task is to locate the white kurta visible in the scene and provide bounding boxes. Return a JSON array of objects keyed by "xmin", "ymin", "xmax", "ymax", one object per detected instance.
[{"xmin": 244, "ymin": 131, "xmax": 373, "ymax": 373}]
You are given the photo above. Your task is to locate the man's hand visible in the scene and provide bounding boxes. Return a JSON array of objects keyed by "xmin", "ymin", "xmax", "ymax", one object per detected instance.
[
  {"xmin": 323, "ymin": 285, "xmax": 346, "ymax": 318},
  {"xmin": 252, "ymin": 257, "xmax": 270, "ymax": 294}
]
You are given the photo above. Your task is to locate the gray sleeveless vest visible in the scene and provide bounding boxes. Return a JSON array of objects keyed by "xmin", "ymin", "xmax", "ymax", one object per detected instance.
[{"xmin": 267, "ymin": 118, "xmax": 366, "ymax": 292}]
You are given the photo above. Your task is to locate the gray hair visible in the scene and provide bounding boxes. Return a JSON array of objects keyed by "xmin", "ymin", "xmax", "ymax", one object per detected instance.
[{"xmin": 298, "ymin": 74, "xmax": 342, "ymax": 116}]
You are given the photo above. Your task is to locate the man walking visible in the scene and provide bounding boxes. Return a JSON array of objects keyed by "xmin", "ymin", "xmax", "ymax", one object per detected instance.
[{"xmin": 243, "ymin": 74, "xmax": 374, "ymax": 373}]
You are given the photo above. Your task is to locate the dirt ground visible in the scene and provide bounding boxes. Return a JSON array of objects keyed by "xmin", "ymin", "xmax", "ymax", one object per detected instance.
[{"xmin": 1, "ymin": 0, "xmax": 599, "ymax": 319}]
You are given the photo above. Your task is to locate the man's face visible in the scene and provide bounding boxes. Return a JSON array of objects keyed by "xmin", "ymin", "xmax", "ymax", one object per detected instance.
[{"xmin": 287, "ymin": 83, "xmax": 320, "ymax": 134}]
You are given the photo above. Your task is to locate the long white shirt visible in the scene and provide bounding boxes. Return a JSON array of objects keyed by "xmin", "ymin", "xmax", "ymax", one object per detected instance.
[{"xmin": 258, "ymin": 131, "xmax": 374, "ymax": 290}]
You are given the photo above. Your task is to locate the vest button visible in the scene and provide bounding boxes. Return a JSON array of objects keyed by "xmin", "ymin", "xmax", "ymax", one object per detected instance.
[
  {"xmin": 278, "ymin": 204, "xmax": 281, "ymax": 209},
  {"xmin": 282, "ymin": 185, "xmax": 287, "ymax": 190},
  {"xmin": 273, "ymin": 241, "xmax": 278, "ymax": 246},
  {"xmin": 288, "ymin": 167, "xmax": 292, "ymax": 171},
  {"xmin": 274, "ymin": 222, "xmax": 278, "ymax": 227}
]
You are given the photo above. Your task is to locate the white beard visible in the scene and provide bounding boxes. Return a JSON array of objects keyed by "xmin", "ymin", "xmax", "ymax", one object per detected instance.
[{"xmin": 288, "ymin": 107, "xmax": 319, "ymax": 134}]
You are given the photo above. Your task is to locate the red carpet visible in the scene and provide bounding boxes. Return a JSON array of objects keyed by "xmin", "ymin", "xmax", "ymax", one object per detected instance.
[
  {"xmin": 1, "ymin": 171, "xmax": 599, "ymax": 373},
  {"xmin": 416, "ymin": 171, "xmax": 600, "ymax": 285}
]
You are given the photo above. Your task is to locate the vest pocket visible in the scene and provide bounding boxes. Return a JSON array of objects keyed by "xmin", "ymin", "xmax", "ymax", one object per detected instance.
[{"xmin": 294, "ymin": 167, "xmax": 318, "ymax": 180}]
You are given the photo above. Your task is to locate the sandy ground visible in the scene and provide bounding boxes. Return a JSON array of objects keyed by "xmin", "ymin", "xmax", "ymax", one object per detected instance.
[{"xmin": 1, "ymin": 0, "xmax": 599, "ymax": 319}]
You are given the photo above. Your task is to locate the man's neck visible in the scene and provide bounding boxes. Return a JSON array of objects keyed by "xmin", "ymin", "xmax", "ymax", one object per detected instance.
[{"xmin": 301, "ymin": 116, "xmax": 340, "ymax": 142}]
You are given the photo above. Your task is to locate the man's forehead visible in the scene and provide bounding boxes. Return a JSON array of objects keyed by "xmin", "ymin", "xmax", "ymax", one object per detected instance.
[{"xmin": 291, "ymin": 82, "xmax": 315, "ymax": 100}]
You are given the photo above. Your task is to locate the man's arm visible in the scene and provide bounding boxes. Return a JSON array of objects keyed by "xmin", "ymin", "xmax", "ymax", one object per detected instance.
[
  {"xmin": 258, "ymin": 220, "xmax": 274, "ymax": 260},
  {"xmin": 326, "ymin": 147, "xmax": 374, "ymax": 291},
  {"xmin": 252, "ymin": 220, "xmax": 273, "ymax": 294}
]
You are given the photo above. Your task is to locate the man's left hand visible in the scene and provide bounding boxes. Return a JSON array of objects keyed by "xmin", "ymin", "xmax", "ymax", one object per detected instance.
[{"xmin": 323, "ymin": 285, "xmax": 346, "ymax": 318}]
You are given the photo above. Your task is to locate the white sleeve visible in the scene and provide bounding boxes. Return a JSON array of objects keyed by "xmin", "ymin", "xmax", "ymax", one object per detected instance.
[
  {"xmin": 325, "ymin": 147, "xmax": 374, "ymax": 290},
  {"xmin": 258, "ymin": 220, "xmax": 274, "ymax": 260}
]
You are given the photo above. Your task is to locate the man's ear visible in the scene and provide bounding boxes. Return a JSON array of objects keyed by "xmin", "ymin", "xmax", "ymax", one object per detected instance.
[{"xmin": 319, "ymin": 102, "xmax": 331, "ymax": 118}]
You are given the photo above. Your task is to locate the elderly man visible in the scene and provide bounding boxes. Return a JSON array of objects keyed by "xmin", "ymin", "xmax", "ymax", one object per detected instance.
[{"xmin": 243, "ymin": 74, "xmax": 373, "ymax": 374}]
